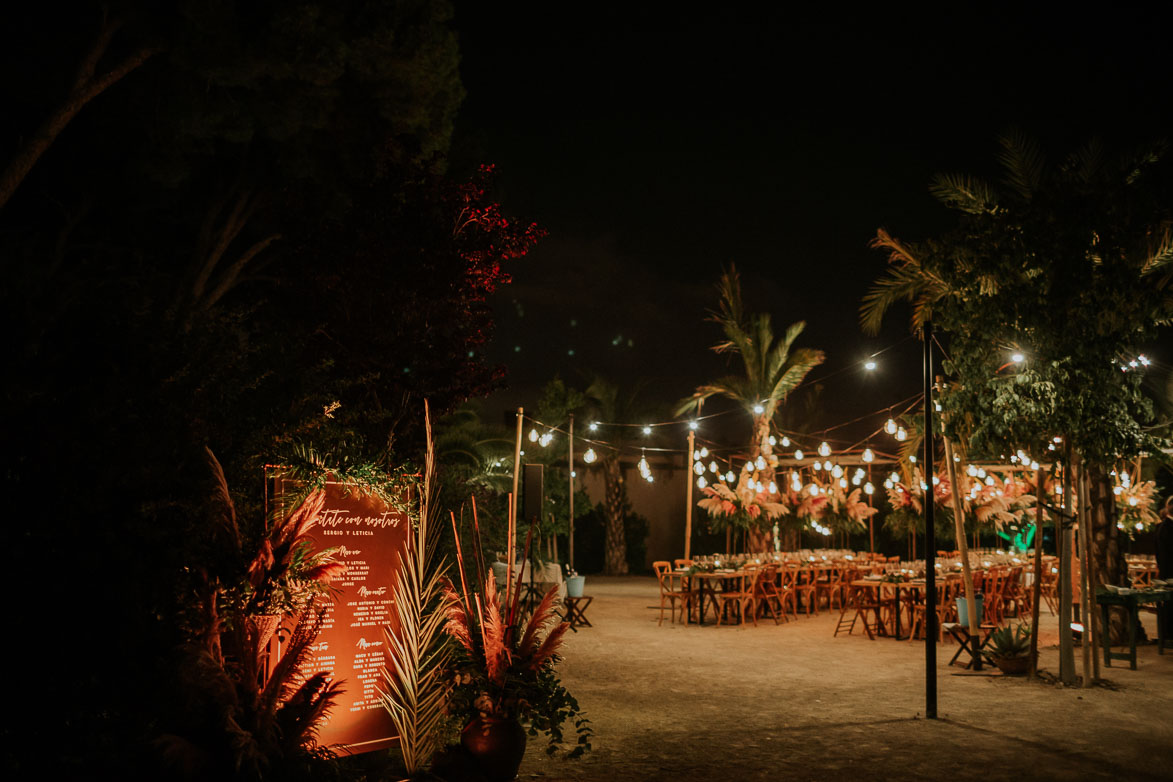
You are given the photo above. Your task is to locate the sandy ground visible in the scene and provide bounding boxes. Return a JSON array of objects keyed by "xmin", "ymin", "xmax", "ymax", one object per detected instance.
[{"xmin": 520, "ymin": 576, "xmax": 1173, "ymax": 782}]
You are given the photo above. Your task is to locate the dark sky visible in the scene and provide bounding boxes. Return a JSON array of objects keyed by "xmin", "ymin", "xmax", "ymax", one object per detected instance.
[{"xmin": 450, "ymin": 7, "xmax": 1173, "ymax": 446}]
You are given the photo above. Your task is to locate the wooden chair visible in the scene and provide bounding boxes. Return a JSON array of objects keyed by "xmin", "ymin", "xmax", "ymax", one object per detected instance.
[
  {"xmin": 908, "ymin": 579, "xmax": 952, "ymax": 642},
  {"xmin": 753, "ymin": 563, "xmax": 785, "ymax": 624},
  {"xmin": 834, "ymin": 579, "xmax": 888, "ymax": 640},
  {"xmin": 715, "ymin": 567, "xmax": 761, "ymax": 626},
  {"xmin": 793, "ymin": 565, "xmax": 819, "ymax": 616},
  {"xmin": 777, "ymin": 564, "xmax": 800, "ymax": 620},
  {"xmin": 653, "ymin": 560, "xmax": 688, "ymax": 626}
]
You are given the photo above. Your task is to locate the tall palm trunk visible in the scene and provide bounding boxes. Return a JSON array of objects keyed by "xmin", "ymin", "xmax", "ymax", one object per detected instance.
[
  {"xmin": 602, "ymin": 456, "xmax": 628, "ymax": 575},
  {"xmin": 746, "ymin": 413, "xmax": 775, "ymax": 552}
]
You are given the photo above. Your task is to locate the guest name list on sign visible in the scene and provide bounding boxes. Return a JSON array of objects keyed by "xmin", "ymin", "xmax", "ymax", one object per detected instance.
[{"xmin": 281, "ymin": 479, "xmax": 410, "ymax": 755}]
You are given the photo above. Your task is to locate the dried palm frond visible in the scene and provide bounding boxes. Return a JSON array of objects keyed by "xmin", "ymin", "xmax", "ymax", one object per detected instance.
[
  {"xmin": 376, "ymin": 401, "xmax": 452, "ymax": 775},
  {"xmin": 516, "ymin": 585, "xmax": 562, "ymax": 662}
]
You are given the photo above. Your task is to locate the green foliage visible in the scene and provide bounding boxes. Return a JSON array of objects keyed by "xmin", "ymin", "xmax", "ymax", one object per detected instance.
[{"xmin": 984, "ymin": 622, "xmax": 1033, "ymax": 659}]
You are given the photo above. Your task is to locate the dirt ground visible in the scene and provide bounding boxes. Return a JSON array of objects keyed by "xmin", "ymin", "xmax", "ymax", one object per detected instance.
[{"xmin": 521, "ymin": 576, "xmax": 1173, "ymax": 782}]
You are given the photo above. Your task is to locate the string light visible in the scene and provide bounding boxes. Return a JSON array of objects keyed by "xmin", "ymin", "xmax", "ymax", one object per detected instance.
[
  {"xmin": 818, "ymin": 442, "xmax": 831, "ymax": 457},
  {"xmin": 885, "ymin": 418, "xmax": 897, "ymax": 435},
  {"xmin": 1011, "ymin": 352, "xmax": 1025, "ymax": 363},
  {"xmin": 700, "ymin": 447, "xmax": 710, "ymax": 458},
  {"xmin": 688, "ymin": 420, "xmax": 698, "ymax": 430},
  {"xmin": 755, "ymin": 455, "xmax": 767, "ymax": 470},
  {"xmin": 694, "ymin": 462, "xmax": 705, "ymax": 475},
  {"xmin": 709, "ymin": 461, "xmax": 719, "ymax": 473},
  {"xmin": 813, "ymin": 461, "xmax": 822, "ymax": 471},
  {"xmin": 781, "ymin": 436, "xmax": 790, "ymax": 447},
  {"xmin": 896, "ymin": 427, "xmax": 907, "ymax": 441},
  {"xmin": 744, "ymin": 461, "xmax": 754, "ymax": 473},
  {"xmin": 528, "ymin": 428, "xmax": 539, "ymax": 442},
  {"xmin": 589, "ymin": 422, "xmax": 599, "ymax": 431},
  {"xmin": 862, "ymin": 448, "xmax": 874, "ymax": 463},
  {"xmin": 839, "ymin": 478, "xmax": 847, "ymax": 488},
  {"xmin": 909, "ymin": 455, "xmax": 917, "ymax": 463},
  {"xmin": 726, "ymin": 470, "xmax": 736, "ymax": 482},
  {"xmin": 583, "ymin": 448, "xmax": 597, "ymax": 464},
  {"xmin": 793, "ymin": 449, "xmax": 804, "ymax": 461},
  {"xmin": 864, "ymin": 360, "xmax": 877, "ymax": 371},
  {"xmin": 642, "ymin": 426, "xmax": 652, "ymax": 435},
  {"xmin": 864, "ymin": 482, "xmax": 875, "ymax": 495},
  {"xmin": 697, "ymin": 476, "xmax": 707, "ymax": 489},
  {"xmin": 768, "ymin": 481, "xmax": 777, "ymax": 493},
  {"xmin": 831, "ymin": 464, "xmax": 843, "ymax": 478},
  {"xmin": 769, "ymin": 435, "xmax": 777, "ymax": 446},
  {"xmin": 753, "ymin": 403, "xmax": 765, "ymax": 415}
]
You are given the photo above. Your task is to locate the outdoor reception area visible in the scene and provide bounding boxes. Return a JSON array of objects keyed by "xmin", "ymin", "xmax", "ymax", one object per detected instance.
[{"xmin": 3, "ymin": 3, "xmax": 1172, "ymax": 782}]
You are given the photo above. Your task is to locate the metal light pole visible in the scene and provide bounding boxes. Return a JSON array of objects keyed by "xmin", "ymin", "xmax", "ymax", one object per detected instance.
[{"xmin": 923, "ymin": 320, "xmax": 938, "ymax": 720}]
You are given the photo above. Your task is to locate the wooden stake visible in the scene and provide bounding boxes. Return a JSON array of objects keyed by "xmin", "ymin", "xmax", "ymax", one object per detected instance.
[
  {"xmin": 1059, "ymin": 445, "xmax": 1076, "ymax": 685},
  {"xmin": 568, "ymin": 413, "xmax": 574, "ymax": 569},
  {"xmin": 1076, "ymin": 456, "xmax": 1098, "ymax": 684},
  {"xmin": 1029, "ymin": 470, "xmax": 1044, "ymax": 680},
  {"xmin": 943, "ymin": 434, "xmax": 981, "ymax": 663},
  {"xmin": 510, "ymin": 407, "xmax": 523, "ymax": 593},
  {"xmin": 685, "ymin": 429, "xmax": 695, "ymax": 561}
]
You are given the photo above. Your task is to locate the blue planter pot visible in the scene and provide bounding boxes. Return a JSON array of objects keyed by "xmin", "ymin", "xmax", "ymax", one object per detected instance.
[
  {"xmin": 566, "ymin": 575, "xmax": 585, "ymax": 598},
  {"xmin": 956, "ymin": 594, "xmax": 983, "ymax": 625}
]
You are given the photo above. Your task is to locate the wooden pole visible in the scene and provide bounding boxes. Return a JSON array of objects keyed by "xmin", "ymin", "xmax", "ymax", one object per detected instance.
[
  {"xmin": 1074, "ymin": 454, "xmax": 1093, "ymax": 685},
  {"xmin": 942, "ymin": 432, "xmax": 981, "ymax": 666},
  {"xmin": 568, "ymin": 413, "xmax": 575, "ymax": 570},
  {"xmin": 1029, "ymin": 469, "xmax": 1045, "ymax": 679},
  {"xmin": 510, "ymin": 407, "xmax": 523, "ymax": 591},
  {"xmin": 922, "ymin": 320, "xmax": 937, "ymax": 719},
  {"xmin": 685, "ymin": 429, "xmax": 695, "ymax": 561},
  {"xmin": 1059, "ymin": 445, "xmax": 1076, "ymax": 685},
  {"xmin": 1080, "ymin": 461, "xmax": 1100, "ymax": 682}
]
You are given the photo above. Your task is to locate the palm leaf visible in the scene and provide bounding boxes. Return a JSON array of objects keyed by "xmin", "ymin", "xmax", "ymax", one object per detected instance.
[
  {"xmin": 997, "ymin": 130, "xmax": 1045, "ymax": 200},
  {"xmin": 929, "ymin": 172, "xmax": 998, "ymax": 213}
]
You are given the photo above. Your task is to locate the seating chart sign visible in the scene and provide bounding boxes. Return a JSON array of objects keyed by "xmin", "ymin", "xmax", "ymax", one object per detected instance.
[{"xmin": 275, "ymin": 478, "xmax": 410, "ymax": 754}]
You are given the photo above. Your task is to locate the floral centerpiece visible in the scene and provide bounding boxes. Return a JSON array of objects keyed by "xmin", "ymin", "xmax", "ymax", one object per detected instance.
[
  {"xmin": 1115, "ymin": 473, "xmax": 1159, "ymax": 538},
  {"xmin": 696, "ymin": 475, "xmax": 789, "ymax": 534}
]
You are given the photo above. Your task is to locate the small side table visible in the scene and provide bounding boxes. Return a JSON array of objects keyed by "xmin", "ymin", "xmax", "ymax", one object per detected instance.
[
  {"xmin": 1096, "ymin": 587, "xmax": 1171, "ymax": 670},
  {"xmin": 562, "ymin": 595, "xmax": 593, "ymax": 632}
]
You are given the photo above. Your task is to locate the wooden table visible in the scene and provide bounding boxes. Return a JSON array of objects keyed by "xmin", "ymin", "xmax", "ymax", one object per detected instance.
[
  {"xmin": 850, "ymin": 579, "xmax": 923, "ymax": 639},
  {"xmin": 686, "ymin": 570, "xmax": 748, "ymax": 625},
  {"xmin": 1096, "ymin": 587, "xmax": 1171, "ymax": 669}
]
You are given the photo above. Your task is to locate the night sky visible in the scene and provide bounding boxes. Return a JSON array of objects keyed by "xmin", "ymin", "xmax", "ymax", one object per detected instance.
[{"xmin": 450, "ymin": 7, "xmax": 1173, "ymax": 447}]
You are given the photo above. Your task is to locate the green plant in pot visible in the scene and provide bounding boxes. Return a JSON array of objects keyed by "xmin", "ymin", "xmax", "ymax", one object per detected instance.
[
  {"xmin": 983, "ymin": 622, "xmax": 1034, "ymax": 674},
  {"xmin": 442, "ymin": 522, "xmax": 592, "ymax": 781}
]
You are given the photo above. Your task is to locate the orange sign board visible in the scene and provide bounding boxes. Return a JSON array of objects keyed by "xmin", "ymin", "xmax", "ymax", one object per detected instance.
[{"xmin": 281, "ymin": 479, "xmax": 410, "ymax": 754}]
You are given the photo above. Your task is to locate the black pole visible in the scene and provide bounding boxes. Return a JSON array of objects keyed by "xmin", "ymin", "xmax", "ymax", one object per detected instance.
[{"xmin": 923, "ymin": 320, "xmax": 938, "ymax": 719}]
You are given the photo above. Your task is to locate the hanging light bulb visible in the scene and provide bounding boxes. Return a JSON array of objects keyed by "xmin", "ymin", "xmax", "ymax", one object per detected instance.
[
  {"xmin": 884, "ymin": 479, "xmax": 894, "ymax": 489},
  {"xmin": 896, "ymin": 427, "xmax": 907, "ymax": 442},
  {"xmin": 854, "ymin": 468, "xmax": 866, "ymax": 480},
  {"xmin": 589, "ymin": 422, "xmax": 599, "ymax": 431},
  {"xmin": 1121, "ymin": 472, "xmax": 1131, "ymax": 488},
  {"xmin": 697, "ymin": 476, "xmax": 707, "ymax": 489},
  {"xmin": 1030, "ymin": 461, "xmax": 1039, "ymax": 470},
  {"xmin": 753, "ymin": 403, "xmax": 765, "ymax": 415},
  {"xmin": 985, "ymin": 475, "xmax": 995, "ymax": 486},
  {"xmin": 744, "ymin": 461, "xmax": 754, "ymax": 473},
  {"xmin": 863, "ymin": 448, "xmax": 874, "ymax": 463},
  {"xmin": 700, "ymin": 447, "xmax": 709, "ymax": 458},
  {"xmin": 932, "ymin": 476, "xmax": 940, "ymax": 485},
  {"xmin": 726, "ymin": 470, "xmax": 735, "ymax": 483},
  {"xmin": 832, "ymin": 464, "xmax": 844, "ymax": 478},
  {"xmin": 967, "ymin": 464, "xmax": 978, "ymax": 477},
  {"xmin": 864, "ymin": 482, "xmax": 875, "ymax": 495},
  {"xmin": 1113, "ymin": 485, "xmax": 1123, "ymax": 496},
  {"xmin": 646, "ymin": 474, "xmax": 655, "ymax": 483},
  {"xmin": 1011, "ymin": 352, "xmax": 1025, "ymax": 364},
  {"xmin": 584, "ymin": 448, "xmax": 597, "ymax": 464},
  {"xmin": 885, "ymin": 418, "xmax": 897, "ymax": 435},
  {"xmin": 813, "ymin": 461, "xmax": 822, "ymax": 471},
  {"xmin": 852, "ymin": 474, "xmax": 863, "ymax": 486},
  {"xmin": 528, "ymin": 428, "xmax": 539, "ymax": 442},
  {"xmin": 768, "ymin": 480, "xmax": 778, "ymax": 493},
  {"xmin": 818, "ymin": 442, "xmax": 831, "ymax": 457},
  {"xmin": 793, "ymin": 449, "xmax": 803, "ymax": 461},
  {"xmin": 642, "ymin": 425, "xmax": 652, "ymax": 435},
  {"xmin": 808, "ymin": 484, "xmax": 819, "ymax": 496},
  {"xmin": 781, "ymin": 436, "xmax": 791, "ymax": 447},
  {"xmin": 977, "ymin": 468, "xmax": 987, "ymax": 479},
  {"xmin": 638, "ymin": 455, "xmax": 649, "ymax": 474},
  {"xmin": 769, "ymin": 435, "xmax": 777, "ymax": 446},
  {"xmin": 889, "ymin": 471, "xmax": 901, "ymax": 483},
  {"xmin": 755, "ymin": 455, "xmax": 767, "ymax": 470},
  {"xmin": 709, "ymin": 461, "xmax": 718, "ymax": 473},
  {"xmin": 909, "ymin": 454, "xmax": 917, "ymax": 463},
  {"xmin": 693, "ymin": 461, "xmax": 705, "ymax": 476},
  {"xmin": 839, "ymin": 478, "xmax": 848, "ymax": 489}
]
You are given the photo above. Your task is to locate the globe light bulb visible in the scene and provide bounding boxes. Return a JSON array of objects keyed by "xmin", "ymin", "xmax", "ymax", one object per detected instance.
[
  {"xmin": 985, "ymin": 476, "xmax": 995, "ymax": 486},
  {"xmin": 864, "ymin": 360, "xmax": 877, "ymax": 371},
  {"xmin": 688, "ymin": 420, "xmax": 698, "ymax": 430},
  {"xmin": 889, "ymin": 472, "xmax": 900, "ymax": 483},
  {"xmin": 864, "ymin": 482, "xmax": 875, "ymax": 495},
  {"xmin": 813, "ymin": 461, "xmax": 822, "ymax": 471},
  {"xmin": 769, "ymin": 435, "xmax": 777, "ymax": 446},
  {"xmin": 1011, "ymin": 352, "xmax": 1025, "ymax": 363},
  {"xmin": 818, "ymin": 442, "xmax": 831, "ymax": 457},
  {"xmin": 838, "ymin": 478, "xmax": 847, "ymax": 489},
  {"xmin": 745, "ymin": 461, "xmax": 754, "ymax": 473},
  {"xmin": 709, "ymin": 461, "xmax": 718, "ymax": 473},
  {"xmin": 589, "ymin": 422, "xmax": 599, "ymax": 431},
  {"xmin": 768, "ymin": 481, "xmax": 777, "ymax": 493},
  {"xmin": 697, "ymin": 476, "xmax": 707, "ymax": 489},
  {"xmin": 885, "ymin": 418, "xmax": 897, "ymax": 435},
  {"xmin": 700, "ymin": 447, "xmax": 709, "ymax": 458},
  {"xmin": 755, "ymin": 455, "xmax": 767, "ymax": 470},
  {"xmin": 884, "ymin": 479, "xmax": 893, "ymax": 489},
  {"xmin": 528, "ymin": 428, "xmax": 539, "ymax": 442},
  {"xmin": 726, "ymin": 471, "xmax": 735, "ymax": 483},
  {"xmin": 896, "ymin": 427, "xmax": 907, "ymax": 442},
  {"xmin": 809, "ymin": 484, "xmax": 819, "ymax": 496},
  {"xmin": 584, "ymin": 448, "xmax": 597, "ymax": 463},
  {"xmin": 753, "ymin": 403, "xmax": 765, "ymax": 415},
  {"xmin": 932, "ymin": 476, "xmax": 940, "ymax": 486},
  {"xmin": 793, "ymin": 449, "xmax": 803, "ymax": 461},
  {"xmin": 863, "ymin": 448, "xmax": 874, "ymax": 463},
  {"xmin": 852, "ymin": 475, "xmax": 862, "ymax": 486},
  {"xmin": 694, "ymin": 461, "xmax": 705, "ymax": 475},
  {"xmin": 832, "ymin": 464, "xmax": 843, "ymax": 478},
  {"xmin": 967, "ymin": 464, "xmax": 978, "ymax": 477},
  {"xmin": 642, "ymin": 425, "xmax": 652, "ymax": 435},
  {"xmin": 646, "ymin": 474, "xmax": 654, "ymax": 483},
  {"xmin": 1128, "ymin": 496, "xmax": 1139, "ymax": 507},
  {"xmin": 909, "ymin": 455, "xmax": 917, "ymax": 463},
  {"xmin": 781, "ymin": 436, "xmax": 790, "ymax": 447}
]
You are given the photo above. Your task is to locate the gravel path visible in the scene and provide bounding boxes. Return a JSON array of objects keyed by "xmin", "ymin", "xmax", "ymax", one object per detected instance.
[{"xmin": 521, "ymin": 576, "xmax": 1173, "ymax": 781}]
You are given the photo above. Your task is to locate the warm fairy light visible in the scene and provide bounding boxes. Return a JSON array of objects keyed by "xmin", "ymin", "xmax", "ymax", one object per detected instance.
[
  {"xmin": 697, "ymin": 476, "xmax": 707, "ymax": 489},
  {"xmin": 818, "ymin": 442, "xmax": 831, "ymax": 457},
  {"xmin": 781, "ymin": 436, "xmax": 790, "ymax": 447},
  {"xmin": 1011, "ymin": 352, "xmax": 1025, "ymax": 363},
  {"xmin": 726, "ymin": 470, "xmax": 735, "ymax": 482},
  {"xmin": 753, "ymin": 403, "xmax": 765, "ymax": 415},
  {"xmin": 700, "ymin": 447, "xmax": 709, "ymax": 458},
  {"xmin": 589, "ymin": 422, "xmax": 599, "ymax": 431},
  {"xmin": 813, "ymin": 461, "xmax": 822, "ymax": 471},
  {"xmin": 744, "ymin": 461, "xmax": 754, "ymax": 472},
  {"xmin": 862, "ymin": 448, "xmax": 874, "ymax": 463},
  {"xmin": 1030, "ymin": 461, "xmax": 1039, "ymax": 470},
  {"xmin": 709, "ymin": 461, "xmax": 718, "ymax": 473},
  {"xmin": 688, "ymin": 420, "xmax": 698, "ymax": 430},
  {"xmin": 808, "ymin": 484, "xmax": 819, "ymax": 496},
  {"xmin": 642, "ymin": 425, "xmax": 652, "ymax": 435},
  {"xmin": 584, "ymin": 448, "xmax": 597, "ymax": 463},
  {"xmin": 896, "ymin": 427, "xmax": 907, "ymax": 441},
  {"xmin": 768, "ymin": 480, "xmax": 778, "ymax": 493},
  {"xmin": 864, "ymin": 482, "xmax": 875, "ymax": 495},
  {"xmin": 755, "ymin": 455, "xmax": 767, "ymax": 469},
  {"xmin": 832, "ymin": 464, "xmax": 844, "ymax": 478},
  {"xmin": 909, "ymin": 455, "xmax": 917, "ymax": 463},
  {"xmin": 889, "ymin": 471, "xmax": 900, "ymax": 483},
  {"xmin": 967, "ymin": 464, "xmax": 978, "ymax": 476},
  {"xmin": 769, "ymin": 435, "xmax": 777, "ymax": 446},
  {"xmin": 884, "ymin": 479, "xmax": 894, "ymax": 489},
  {"xmin": 794, "ymin": 449, "xmax": 804, "ymax": 461},
  {"xmin": 864, "ymin": 360, "xmax": 877, "ymax": 371},
  {"xmin": 1129, "ymin": 496, "xmax": 1139, "ymax": 506},
  {"xmin": 977, "ymin": 468, "xmax": 987, "ymax": 478},
  {"xmin": 1138, "ymin": 355, "xmax": 1151, "ymax": 366},
  {"xmin": 885, "ymin": 418, "xmax": 897, "ymax": 435},
  {"xmin": 528, "ymin": 428, "xmax": 539, "ymax": 442},
  {"xmin": 985, "ymin": 475, "xmax": 994, "ymax": 486},
  {"xmin": 694, "ymin": 461, "xmax": 705, "ymax": 475},
  {"xmin": 839, "ymin": 478, "xmax": 848, "ymax": 488}
]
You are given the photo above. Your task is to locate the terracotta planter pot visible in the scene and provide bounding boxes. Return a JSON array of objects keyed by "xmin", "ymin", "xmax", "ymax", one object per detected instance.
[
  {"xmin": 991, "ymin": 653, "xmax": 1033, "ymax": 675},
  {"xmin": 461, "ymin": 716, "xmax": 527, "ymax": 782}
]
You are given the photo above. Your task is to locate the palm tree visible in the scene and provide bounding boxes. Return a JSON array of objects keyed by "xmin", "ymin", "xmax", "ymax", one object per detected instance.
[
  {"xmin": 583, "ymin": 376, "xmax": 654, "ymax": 575},
  {"xmin": 679, "ymin": 266, "xmax": 824, "ymax": 549}
]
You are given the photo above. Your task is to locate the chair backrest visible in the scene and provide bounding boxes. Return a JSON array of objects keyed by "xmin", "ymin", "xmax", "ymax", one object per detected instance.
[
  {"xmin": 652, "ymin": 560, "xmax": 672, "ymax": 591},
  {"xmin": 674, "ymin": 558, "xmax": 693, "ymax": 569}
]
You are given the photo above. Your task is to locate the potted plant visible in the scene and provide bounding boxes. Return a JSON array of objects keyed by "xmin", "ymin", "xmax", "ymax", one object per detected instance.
[
  {"xmin": 442, "ymin": 524, "xmax": 592, "ymax": 781},
  {"xmin": 983, "ymin": 622, "xmax": 1034, "ymax": 674}
]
